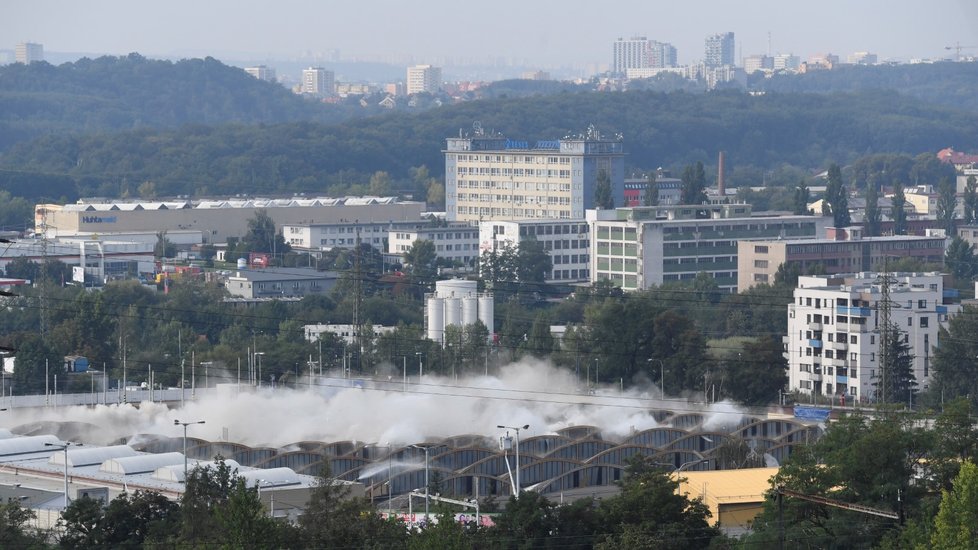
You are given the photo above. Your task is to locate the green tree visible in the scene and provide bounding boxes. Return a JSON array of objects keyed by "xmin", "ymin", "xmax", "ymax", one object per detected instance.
[
  {"xmin": 793, "ymin": 179, "xmax": 811, "ymax": 215},
  {"xmin": 426, "ymin": 180, "xmax": 445, "ymax": 208},
  {"xmin": 153, "ymin": 230, "xmax": 176, "ymax": 259},
  {"xmin": 932, "ymin": 305, "xmax": 978, "ymax": 409},
  {"xmin": 368, "ymin": 170, "xmax": 393, "ymax": 196},
  {"xmin": 937, "ymin": 176, "xmax": 958, "ymax": 235},
  {"xmin": 891, "ymin": 184, "xmax": 908, "ymax": 235},
  {"xmin": 932, "ymin": 461, "xmax": 978, "ymax": 549},
  {"xmin": 725, "ymin": 336, "xmax": 788, "ymax": 406},
  {"xmin": 596, "ymin": 455, "xmax": 721, "ymax": 549},
  {"xmin": 403, "ymin": 239, "xmax": 437, "ymax": 279},
  {"xmin": 516, "ymin": 239, "xmax": 552, "ymax": 284},
  {"xmin": 479, "ymin": 244, "xmax": 518, "ymax": 289},
  {"xmin": 4, "ymin": 256, "xmax": 39, "ymax": 281},
  {"xmin": 594, "ymin": 169, "xmax": 614, "ymax": 209},
  {"xmin": 239, "ymin": 209, "xmax": 288, "ymax": 256},
  {"xmin": 59, "ymin": 496, "xmax": 105, "ymax": 548},
  {"xmin": 13, "ymin": 333, "xmax": 62, "ymax": 394},
  {"xmin": 521, "ymin": 311, "xmax": 554, "ymax": 358},
  {"xmin": 964, "ymin": 175, "xmax": 978, "ymax": 225},
  {"xmin": 876, "ymin": 324, "xmax": 916, "ymax": 406},
  {"xmin": 643, "ymin": 171, "xmax": 658, "ymax": 206},
  {"xmin": 0, "ymin": 502, "xmax": 47, "ymax": 548},
  {"xmin": 823, "ymin": 163, "xmax": 851, "ymax": 227},
  {"xmin": 945, "ymin": 236, "xmax": 978, "ymax": 281},
  {"xmin": 680, "ymin": 162, "xmax": 707, "ymax": 205},
  {"xmin": 864, "ymin": 180, "xmax": 882, "ymax": 236}
]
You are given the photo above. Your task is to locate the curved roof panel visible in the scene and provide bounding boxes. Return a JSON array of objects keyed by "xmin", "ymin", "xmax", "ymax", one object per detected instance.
[
  {"xmin": 0, "ymin": 435, "xmax": 61, "ymax": 457},
  {"xmin": 50, "ymin": 444, "xmax": 138, "ymax": 467},
  {"xmin": 100, "ymin": 452, "xmax": 185, "ymax": 475}
]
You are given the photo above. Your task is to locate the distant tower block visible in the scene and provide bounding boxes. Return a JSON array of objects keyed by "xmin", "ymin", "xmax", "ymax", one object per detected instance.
[{"xmin": 425, "ymin": 279, "xmax": 493, "ymax": 345}]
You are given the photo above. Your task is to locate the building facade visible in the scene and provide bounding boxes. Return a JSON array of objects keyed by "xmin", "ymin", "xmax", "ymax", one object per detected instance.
[
  {"xmin": 301, "ymin": 67, "xmax": 335, "ymax": 96},
  {"xmin": 406, "ymin": 65, "xmax": 442, "ymax": 95},
  {"xmin": 244, "ymin": 65, "xmax": 276, "ymax": 82},
  {"xmin": 737, "ymin": 227, "xmax": 948, "ymax": 292},
  {"xmin": 444, "ymin": 128, "xmax": 625, "ymax": 222},
  {"xmin": 613, "ymin": 37, "xmax": 676, "ymax": 74},
  {"xmin": 589, "ymin": 205, "xmax": 828, "ymax": 292},
  {"xmin": 284, "ymin": 219, "xmax": 430, "ymax": 254},
  {"xmin": 15, "ymin": 42, "xmax": 43, "ymax": 64},
  {"xmin": 38, "ymin": 198, "xmax": 425, "ymax": 245},
  {"xmin": 785, "ymin": 272, "xmax": 957, "ymax": 403},
  {"xmin": 388, "ymin": 224, "xmax": 480, "ymax": 267},
  {"xmin": 225, "ymin": 268, "xmax": 338, "ymax": 299},
  {"xmin": 705, "ymin": 33, "xmax": 735, "ymax": 67},
  {"xmin": 478, "ymin": 219, "xmax": 591, "ymax": 283}
]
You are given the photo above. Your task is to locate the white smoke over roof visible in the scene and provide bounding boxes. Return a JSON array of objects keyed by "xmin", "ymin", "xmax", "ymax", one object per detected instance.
[{"xmin": 2, "ymin": 359, "xmax": 749, "ymax": 448}]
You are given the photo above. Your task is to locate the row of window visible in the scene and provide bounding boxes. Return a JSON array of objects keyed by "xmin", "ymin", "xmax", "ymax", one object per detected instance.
[
  {"xmin": 456, "ymin": 180, "xmax": 574, "ymax": 191},
  {"xmin": 456, "ymin": 194, "xmax": 571, "ymax": 206},
  {"xmin": 551, "ymin": 269, "xmax": 589, "ymax": 280},
  {"xmin": 454, "ymin": 154, "xmax": 572, "ymax": 164},
  {"xmin": 553, "ymin": 254, "xmax": 589, "ymax": 265},
  {"xmin": 455, "ymin": 206, "xmax": 573, "ymax": 218},
  {"xmin": 457, "ymin": 167, "xmax": 573, "ymax": 178},
  {"xmin": 519, "ymin": 224, "xmax": 589, "ymax": 236}
]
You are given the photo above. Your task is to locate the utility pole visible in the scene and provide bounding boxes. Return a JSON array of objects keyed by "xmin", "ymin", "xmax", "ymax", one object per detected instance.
[
  {"xmin": 876, "ymin": 260, "xmax": 895, "ymax": 407},
  {"xmin": 353, "ymin": 223, "xmax": 363, "ymax": 374}
]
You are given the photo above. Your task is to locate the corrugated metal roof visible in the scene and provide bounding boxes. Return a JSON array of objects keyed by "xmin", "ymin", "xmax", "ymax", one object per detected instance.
[
  {"xmin": 152, "ymin": 459, "xmax": 242, "ymax": 482},
  {"xmin": 0, "ymin": 435, "xmax": 61, "ymax": 457},
  {"xmin": 239, "ymin": 467, "xmax": 304, "ymax": 488},
  {"xmin": 100, "ymin": 452, "xmax": 185, "ymax": 475},
  {"xmin": 50, "ymin": 445, "xmax": 139, "ymax": 467}
]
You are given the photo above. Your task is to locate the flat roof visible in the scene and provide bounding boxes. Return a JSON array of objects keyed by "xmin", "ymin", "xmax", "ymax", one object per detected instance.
[{"xmin": 673, "ymin": 467, "xmax": 778, "ymax": 521}]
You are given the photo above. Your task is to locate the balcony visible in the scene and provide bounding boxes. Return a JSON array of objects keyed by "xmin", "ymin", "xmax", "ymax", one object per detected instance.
[
  {"xmin": 808, "ymin": 321, "xmax": 823, "ymax": 331},
  {"xmin": 808, "ymin": 339, "xmax": 822, "ymax": 349},
  {"xmin": 832, "ymin": 341, "xmax": 849, "ymax": 351},
  {"xmin": 837, "ymin": 305, "xmax": 871, "ymax": 317}
]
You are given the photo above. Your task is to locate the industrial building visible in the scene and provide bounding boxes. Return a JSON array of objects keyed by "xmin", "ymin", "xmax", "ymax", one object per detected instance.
[
  {"xmin": 388, "ymin": 223, "xmax": 480, "ymax": 268},
  {"xmin": 737, "ymin": 227, "xmax": 948, "ymax": 292},
  {"xmin": 444, "ymin": 126, "xmax": 625, "ymax": 222},
  {"xmin": 784, "ymin": 272, "xmax": 958, "ymax": 402},
  {"xmin": 35, "ymin": 197, "xmax": 425, "ymax": 245},
  {"xmin": 283, "ymin": 218, "xmax": 431, "ymax": 255},
  {"xmin": 425, "ymin": 279, "xmax": 494, "ymax": 345},
  {"xmin": 0, "ymin": 237, "xmax": 156, "ymax": 283},
  {"xmin": 225, "ymin": 268, "xmax": 339, "ymax": 299}
]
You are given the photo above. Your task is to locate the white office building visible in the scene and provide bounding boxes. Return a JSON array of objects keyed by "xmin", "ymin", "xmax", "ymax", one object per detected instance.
[
  {"xmin": 406, "ymin": 65, "xmax": 442, "ymax": 95},
  {"xmin": 284, "ymin": 219, "xmax": 429, "ymax": 255},
  {"xmin": 388, "ymin": 224, "xmax": 479, "ymax": 267},
  {"xmin": 444, "ymin": 127, "xmax": 625, "ymax": 222},
  {"xmin": 302, "ymin": 67, "xmax": 335, "ymax": 96},
  {"xmin": 478, "ymin": 219, "xmax": 591, "ymax": 283},
  {"xmin": 705, "ymin": 32, "xmax": 735, "ymax": 67},
  {"xmin": 244, "ymin": 65, "xmax": 276, "ymax": 82},
  {"xmin": 15, "ymin": 42, "xmax": 43, "ymax": 64},
  {"xmin": 785, "ymin": 272, "xmax": 958, "ymax": 403}
]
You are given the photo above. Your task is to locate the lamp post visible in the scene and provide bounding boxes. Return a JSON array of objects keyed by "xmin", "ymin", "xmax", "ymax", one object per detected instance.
[
  {"xmin": 409, "ymin": 444, "xmax": 429, "ymax": 520},
  {"xmin": 415, "ymin": 352, "xmax": 424, "ymax": 384},
  {"xmin": 200, "ymin": 361, "xmax": 213, "ymax": 390},
  {"xmin": 497, "ymin": 424, "xmax": 529, "ymax": 497},
  {"xmin": 254, "ymin": 352, "xmax": 265, "ymax": 388},
  {"xmin": 174, "ymin": 419, "xmax": 205, "ymax": 481},
  {"xmin": 45, "ymin": 441, "xmax": 80, "ymax": 510},
  {"xmin": 649, "ymin": 358, "xmax": 665, "ymax": 399}
]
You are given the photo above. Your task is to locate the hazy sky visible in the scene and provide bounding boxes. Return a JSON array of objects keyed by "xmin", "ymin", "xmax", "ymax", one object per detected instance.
[{"xmin": 5, "ymin": 0, "xmax": 978, "ymax": 69}]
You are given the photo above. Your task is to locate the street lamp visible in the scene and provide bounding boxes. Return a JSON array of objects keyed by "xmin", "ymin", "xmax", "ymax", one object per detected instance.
[
  {"xmin": 497, "ymin": 424, "xmax": 529, "ymax": 497},
  {"xmin": 200, "ymin": 361, "xmax": 213, "ymax": 390},
  {"xmin": 45, "ymin": 441, "xmax": 80, "ymax": 510},
  {"xmin": 409, "ymin": 444, "xmax": 430, "ymax": 520},
  {"xmin": 648, "ymin": 358, "xmax": 665, "ymax": 399},
  {"xmin": 254, "ymin": 352, "xmax": 265, "ymax": 388},
  {"xmin": 415, "ymin": 352, "xmax": 424, "ymax": 384},
  {"xmin": 174, "ymin": 419, "xmax": 205, "ymax": 481}
]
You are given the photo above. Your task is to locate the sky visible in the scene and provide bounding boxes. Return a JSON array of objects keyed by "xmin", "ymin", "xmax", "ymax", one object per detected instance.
[{"xmin": 5, "ymin": 0, "xmax": 978, "ymax": 71}]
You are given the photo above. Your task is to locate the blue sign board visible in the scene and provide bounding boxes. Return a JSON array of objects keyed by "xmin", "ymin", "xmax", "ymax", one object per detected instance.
[{"xmin": 794, "ymin": 407, "xmax": 832, "ymax": 421}]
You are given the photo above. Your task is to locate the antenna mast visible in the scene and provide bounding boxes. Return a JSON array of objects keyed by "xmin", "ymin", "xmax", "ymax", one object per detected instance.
[
  {"xmin": 353, "ymin": 224, "xmax": 363, "ymax": 374},
  {"xmin": 876, "ymin": 259, "xmax": 895, "ymax": 407}
]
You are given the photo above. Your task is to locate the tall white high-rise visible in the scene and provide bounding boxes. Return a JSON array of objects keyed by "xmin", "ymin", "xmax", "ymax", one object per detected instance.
[
  {"xmin": 705, "ymin": 32, "xmax": 735, "ymax": 67},
  {"xmin": 15, "ymin": 42, "xmax": 43, "ymax": 64},
  {"xmin": 406, "ymin": 65, "xmax": 442, "ymax": 95},
  {"xmin": 244, "ymin": 65, "xmax": 276, "ymax": 82},
  {"xmin": 302, "ymin": 67, "xmax": 335, "ymax": 96}
]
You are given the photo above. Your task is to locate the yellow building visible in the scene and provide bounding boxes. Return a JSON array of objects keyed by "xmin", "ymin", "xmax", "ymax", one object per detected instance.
[{"xmin": 673, "ymin": 467, "xmax": 778, "ymax": 533}]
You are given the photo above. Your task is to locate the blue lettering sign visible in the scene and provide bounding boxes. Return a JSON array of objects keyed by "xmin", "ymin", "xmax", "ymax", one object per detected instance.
[
  {"xmin": 81, "ymin": 215, "xmax": 118, "ymax": 224},
  {"xmin": 793, "ymin": 407, "xmax": 831, "ymax": 421}
]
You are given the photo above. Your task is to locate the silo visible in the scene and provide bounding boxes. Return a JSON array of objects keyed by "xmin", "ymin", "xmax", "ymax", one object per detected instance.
[
  {"xmin": 462, "ymin": 296, "xmax": 479, "ymax": 326},
  {"xmin": 436, "ymin": 278, "xmax": 477, "ymax": 298},
  {"xmin": 426, "ymin": 296, "xmax": 444, "ymax": 343},
  {"xmin": 236, "ymin": 258, "xmax": 248, "ymax": 270},
  {"xmin": 478, "ymin": 295, "xmax": 495, "ymax": 338},
  {"xmin": 445, "ymin": 297, "xmax": 462, "ymax": 328}
]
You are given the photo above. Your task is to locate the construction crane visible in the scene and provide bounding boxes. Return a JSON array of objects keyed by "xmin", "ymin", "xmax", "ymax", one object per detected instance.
[{"xmin": 945, "ymin": 42, "xmax": 978, "ymax": 62}]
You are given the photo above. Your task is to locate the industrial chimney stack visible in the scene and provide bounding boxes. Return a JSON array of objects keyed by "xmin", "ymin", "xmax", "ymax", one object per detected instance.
[{"xmin": 717, "ymin": 151, "xmax": 726, "ymax": 197}]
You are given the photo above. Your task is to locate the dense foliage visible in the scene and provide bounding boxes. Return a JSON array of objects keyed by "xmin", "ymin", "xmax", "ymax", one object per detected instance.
[{"xmin": 4, "ymin": 73, "xmax": 978, "ymax": 200}]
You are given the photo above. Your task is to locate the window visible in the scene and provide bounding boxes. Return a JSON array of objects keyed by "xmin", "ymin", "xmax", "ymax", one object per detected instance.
[
  {"xmin": 754, "ymin": 259, "xmax": 769, "ymax": 268},
  {"xmin": 907, "ymin": 317, "xmax": 912, "ymax": 327},
  {"xmin": 918, "ymin": 299, "xmax": 927, "ymax": 308},
  {"xmin": 920, "ymin": 316, "xmax": 929, "ymax": 328}
]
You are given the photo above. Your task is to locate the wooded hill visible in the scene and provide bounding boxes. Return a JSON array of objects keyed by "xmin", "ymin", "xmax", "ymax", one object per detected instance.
[{"xmin": 3, "ymin": 55, "xmax": 978, "ymax": 201}]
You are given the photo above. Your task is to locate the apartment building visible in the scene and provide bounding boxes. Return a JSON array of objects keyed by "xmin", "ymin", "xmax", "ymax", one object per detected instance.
[
  {"xmin": 444, "ymin": 127, "xmax": 625, "ymax": 222},
  {"xmin": 406, "ymin": 64, "xmax": 442, "ymax": 95},
  {"xmin": 737, "ymin": 226, "xmax": 947, "ymax": 292},
  {"xmin": 15, "ymin": 42, "xmax": 43, "ymax": 64},
  {"xmin": 589, "ymin": 205, "xmax": 828, "ymax": 292},
  {"xmin": 244, "ymin": 65, "xmax": 276, "ymax": 82},
  {"xmin": 705, "ymin": 32, "xmax": 735, "ymax": 67},
  {"xmin": 479, "ymin": 219, "xmax": 591, "ymax": 283},
  {"xmin": 785, "ymin": 272, "xmax": 957, "ymax": 403},
  {"xmin": 302, "ymin": 67, "xmax": 335, "ymax": 96}
]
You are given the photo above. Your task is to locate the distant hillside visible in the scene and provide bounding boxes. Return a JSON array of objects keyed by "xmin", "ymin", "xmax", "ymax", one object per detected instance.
[
  {"xmin": 753, "ymin": 61, "xmax": 978, "ymax": 112},
  {"xmin": 0, "ymin": 54, "xmax": 362, "ymax": 151},
  {"xmin": 4, "ymin": 89, "xmax": 978, "ymax": 201}
]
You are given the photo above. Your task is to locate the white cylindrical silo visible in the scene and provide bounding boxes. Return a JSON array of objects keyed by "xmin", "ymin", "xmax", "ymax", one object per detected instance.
[
  {"xmin": 478, "ymin": 295, "xmax": 494, "ymax": 338},
  {"xmin": 462, "ymin": 296, "xmax": 479, "ymax": 326},
  {"xmin": 427, "ymin": 297, "xmax": 444, "ymax": 343},
  {"xmin": 436, "ymin": 278, "xmax": 477, "ymax": 298},
  {"xmin": 445, "ymin": 297, "xmax": 462, "ymax": 327}
]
